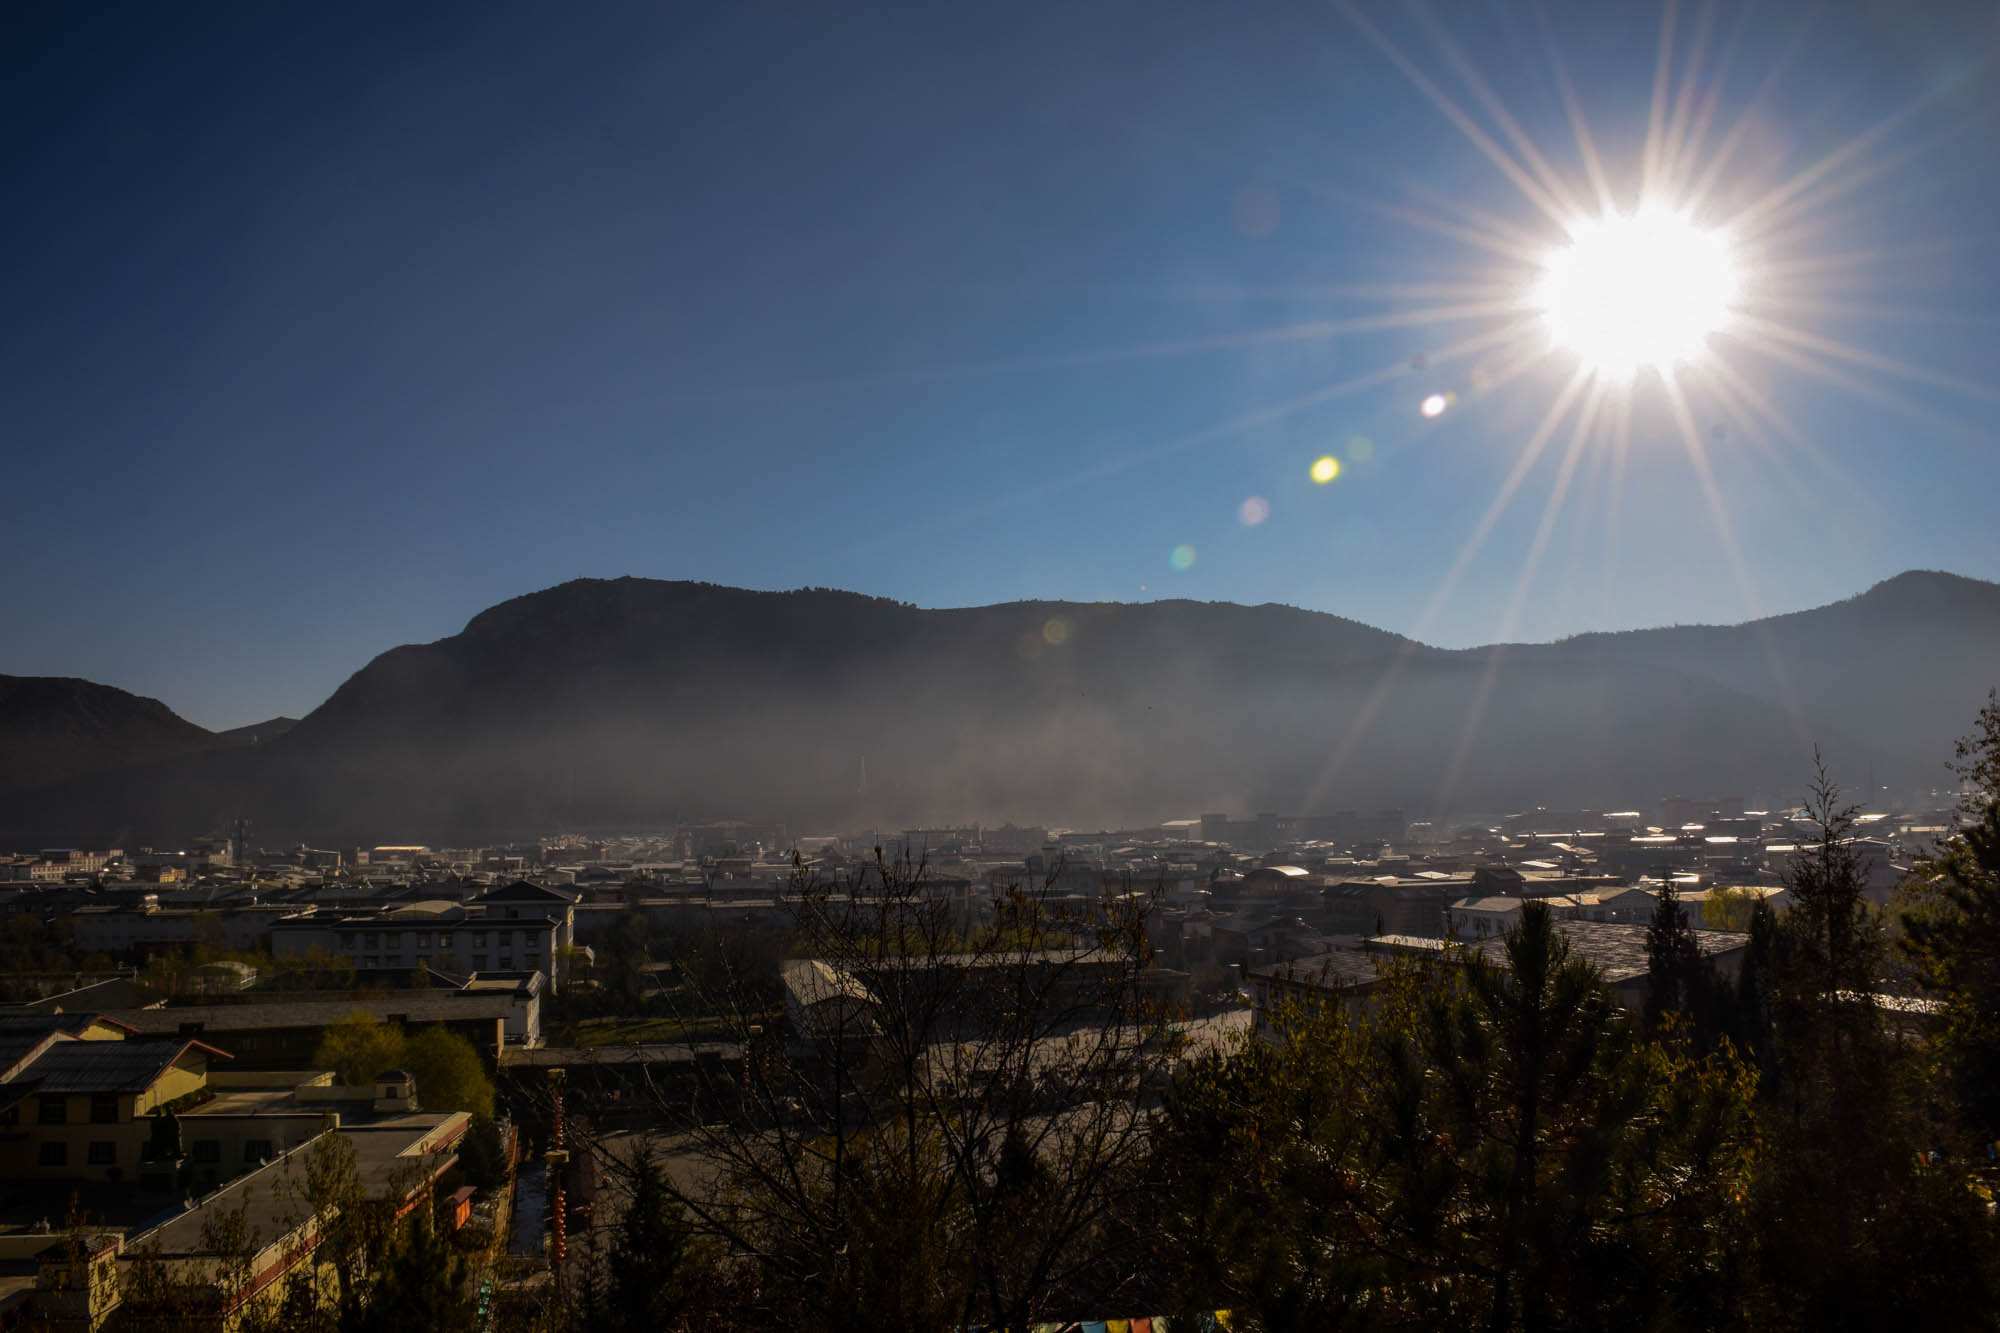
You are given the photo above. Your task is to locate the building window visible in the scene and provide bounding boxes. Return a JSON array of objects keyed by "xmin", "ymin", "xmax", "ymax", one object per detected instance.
[
  {"xmin": 87, "ymin": 1141, "xmax": 116, "ymax": 1165},
  {"xmin": 507, "ymin": 908, "xmax": 520, "ymax": 920},
  {"xmin": 363, "ymin": 956, "xmax": 379, "ymax": 968},
  {"xmin": 415, "ymin": 933, "xmax": 431, "ymax": 949},
  {"xmin": 472, "ymin": 955, "xmax": 488, "ymax": 971},
  {"xmin": 192, "ymin": 1140, "xmax": 221, "ymax": 1163},
  {"xmin": 340, "ymin": 933, "xmax": 356, "ymax": 948},
  {"xmin": 244, "ymin": 1139, "xmax": 273, "ymax": 1162},
  {"xmin": 472, "ymin": 932, "xmax": 487, "ymax": 947},
  {"xmin": 38, "ymin": 1096, "xmax": 67, "ymax": 1125},
  {"xmin": 38, "ymin": 1142, "xmax": 66, "ymax": 1166},
  {"xmin": 363, "ymin": 933, "xmax": 379, "ymax": 948},
  {"xmin": 90, "ymin": 1093, "xmax": 119, "ymax": 1123}
]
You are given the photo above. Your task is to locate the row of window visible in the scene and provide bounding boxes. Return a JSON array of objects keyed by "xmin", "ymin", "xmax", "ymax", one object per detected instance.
[
  {"xmin": 32, "ymin": 1094, "xmax": 121, "ymax": 1125},
  {"xmin": 339, "ymin": 928, "xmax": 547, "ymax": 949},
  {"xmin": 355, "ymin": 953, "xmax": 538, "ymax": 972},
  {"xmin": 40, "ymin": 1141, "xmax": 117, "ymax": 1166},
  {"xmin": 37, "ymin": 1138, "xmax": 273, "ymax": 1167}
]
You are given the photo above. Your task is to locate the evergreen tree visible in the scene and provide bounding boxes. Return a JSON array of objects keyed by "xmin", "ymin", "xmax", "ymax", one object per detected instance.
[
  {"xmin": 1739, "ymin": 756, "xmax": 2000, "ymax": 1330},
  {"xmin": 338, "ymin": 1214, "xmax": 475, "ymax": 1333},
  {"xmin": 1156, "ymin": 902, "xmax": 1759, "ymax": 1331},
  {"xmin": 1904, "ymin": 691, "xmax": 2000, "ymax": 1140},
  {"xmin": 1731, "ymin": 899, "xmax": 1778, "ymax": 1084},
  {"xmin": 605, "ymin": 1144, "xmax": 693, "ymax": 1329},
  {"xmin": 1645, "ymin": 879, "xmax": 1705, "ymax": 1033}
]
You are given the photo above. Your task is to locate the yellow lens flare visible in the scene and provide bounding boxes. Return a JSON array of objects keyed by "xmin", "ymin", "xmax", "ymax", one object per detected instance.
[
  {"xmin": 1310, "ymin": 455, "xmax": 1341, "ymax": 483},
  {"xmin": 1536, "ymin": 209, "xmax": 1739, "ymax": 378}
]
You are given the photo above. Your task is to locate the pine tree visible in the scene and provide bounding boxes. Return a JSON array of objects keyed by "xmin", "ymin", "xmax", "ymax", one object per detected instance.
[
  {"xmin": 1156, "ymin": 901, "xmax": 1759, "ymax": 1330},
  {"xmin": 606, "ymin": 1146, "xmax": 691, "ymax": 1330},
  {"xmin": 338, "ymin": 1214, "xmax": 475, "ymax": 1333},
  {"xmin": 1903, "ymin": 691, "xmax": 2000, "ymax": 1138},
  {"xmin": 1645, "ymin": 879, "xmax": 1705, "ymax": 1033},
  {"xmin": 1738, "ymin": 754, "xmax": 2000, "ymax": 1329}
]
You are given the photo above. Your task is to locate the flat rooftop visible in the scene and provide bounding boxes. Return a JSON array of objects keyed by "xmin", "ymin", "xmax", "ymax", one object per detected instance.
[{"xmin": 131, "ymin": 1117, "xmax": 467, "ymax": 1259}]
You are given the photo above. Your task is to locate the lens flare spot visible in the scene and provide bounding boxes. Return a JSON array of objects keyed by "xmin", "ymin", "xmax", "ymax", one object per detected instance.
[
  {"xmin": 1346, "ymin": 435, "xmax": 1374, "ymax": 463},
  {"xmin": 1238, "ymin": 496, "xmax": 1270, "ymax": 526},
  {"xmin": 1420, "ymin": 392, "xmax": 1452, "ymax": 419},
  {"xmin": 1310, "ymin": 455, "xmax": 1341, "ymax": 484},
  {"xmin": 1169, "ymin": 544, "xmax": 1197, "ymax": 571},
  {"xmin": 1041, "ymin": 617, "xmax": 1069, "ymax": 645}
]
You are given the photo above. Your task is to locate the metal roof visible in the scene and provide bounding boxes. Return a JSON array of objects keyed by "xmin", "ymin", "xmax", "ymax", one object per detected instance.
[{"xmin": 9, "ymin": 1037, "xmax": 224, "ymax": 1094}]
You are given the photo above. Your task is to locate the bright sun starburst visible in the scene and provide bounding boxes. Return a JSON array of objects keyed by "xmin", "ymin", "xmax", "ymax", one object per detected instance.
[{"xmin": 1536, "ymin": 209, "xmax": 1739, "ymax": 378}]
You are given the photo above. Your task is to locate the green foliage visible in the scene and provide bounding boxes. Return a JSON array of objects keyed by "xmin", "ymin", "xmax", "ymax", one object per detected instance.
[
  {"xmin": 1157, "ymin": 903, "xmax": 1760, "ymax": 1330},
  {"xmin": 1724, "ymin": 757, "xmax": 2000, "ymax": 1329},
  {"xmin": 1905, "ymin": 690, "xmax": 2000, "ymax": 1138},
  {"xmin": 565, "ymin": 1141, "xmax": 752, "ymax": 1333},
  {"xmin": 311, "ymin": 1014, "xmax": 494, "ymax": 1119},
  {"xmin": 1701, "ymin": 885, "xmax": 1763, "ymax": 933},
  {"xmin": 313, "ymin": 1011, "xmax": 407, "ymax": 1087},
  {"xmin": 1645, "ymin": 878, "xmax": 1706, "ymax": 1030},
  {"xmin": 401, "ymin": 1025, "xmax": 496, "ymax": 1120},
  {"xmin": 336, "ymin": 1214, "xmax": 476, "ymax": 1333},
  {"xmin": 455, "ymin": 1115, "xmax": 509, "ymax": 1191}
]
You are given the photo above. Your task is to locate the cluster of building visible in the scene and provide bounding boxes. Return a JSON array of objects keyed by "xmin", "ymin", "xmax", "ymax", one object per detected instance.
[
  {"xmin": 0, "ymin": 1009, "xmax": 472, "ymax": 1328},
  {"xmin": 0, "ymin": 793, "xmax": 1951, "ymax": 1324}
]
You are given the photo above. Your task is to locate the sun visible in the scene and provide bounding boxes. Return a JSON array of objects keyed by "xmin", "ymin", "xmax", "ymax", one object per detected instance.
[{"xmin": 1535, "ymin": 209, "xmax": 1739, "ymax": 379}]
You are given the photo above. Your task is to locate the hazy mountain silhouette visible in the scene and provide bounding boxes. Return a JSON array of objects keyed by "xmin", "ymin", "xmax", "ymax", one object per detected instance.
[
  {"xmin": 213, "ymin": 717, "xmax": 299, "ymax": 748},
  {"xmin": 2, "ymin": 573, "xmax": 1994, "ymax": 847},
  {"xmin": 0, "ymin": 679, "xmax": 298, "ymax": 801}
]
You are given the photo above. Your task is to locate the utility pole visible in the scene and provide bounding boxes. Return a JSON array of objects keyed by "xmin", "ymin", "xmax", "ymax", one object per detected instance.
[{"xmin": 545, "ymin": 1068, "xmax": 568, "ymax": 1285}]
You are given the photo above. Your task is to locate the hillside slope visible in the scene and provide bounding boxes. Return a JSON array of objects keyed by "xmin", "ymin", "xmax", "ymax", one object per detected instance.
[{"xmin": 3, "ymin": 573, "xmax": 1993, "ymax": 845}]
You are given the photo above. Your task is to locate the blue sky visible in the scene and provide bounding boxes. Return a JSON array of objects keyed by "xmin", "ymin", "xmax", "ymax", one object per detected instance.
[{"xmin": 6, "ymin": 0, "xmax": 1997, "ymax": 728}]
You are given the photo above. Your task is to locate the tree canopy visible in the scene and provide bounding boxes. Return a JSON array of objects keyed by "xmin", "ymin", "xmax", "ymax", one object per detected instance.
[{"xmin": 311, "ymin": 1013, "xmax": 494, "ymax": 1120}]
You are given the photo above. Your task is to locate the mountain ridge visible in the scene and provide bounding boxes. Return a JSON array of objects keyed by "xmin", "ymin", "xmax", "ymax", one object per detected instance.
[{"xmin": 2, "ymin": 571, "xmax": 1994, "ymax": 846}]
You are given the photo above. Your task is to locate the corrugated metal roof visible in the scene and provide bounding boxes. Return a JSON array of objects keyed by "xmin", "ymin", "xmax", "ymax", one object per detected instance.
[{"xmin": 9, "ymin": 1038, "xmax": 215, "ymax": 1094}]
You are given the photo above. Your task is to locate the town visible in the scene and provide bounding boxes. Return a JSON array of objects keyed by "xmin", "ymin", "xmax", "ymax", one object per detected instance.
[{"xmin": 0, "ymin": 786, "xmax": 1965, "ymax": 1329}]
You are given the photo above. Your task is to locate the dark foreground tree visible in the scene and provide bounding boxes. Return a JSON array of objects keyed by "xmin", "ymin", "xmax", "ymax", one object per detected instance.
[
  {"xmin": 1645, "ymin": 877, "xmax": 1707, "ymax": 1034},
  {"xmin": 1905, "ymin": 690, "xmax": 2000, "ymax": 1141},
  {"xmin": 607, "ymin": 851, "xmax": 1178, "ymax": 1332},
  {"xmin": 1156, "ymin": 902, "xmax": 1758, "ymax": 1330},
  {"xmin": 561, "ymin": 1139, "xmax": 752, "ymax": 1333},
  {"xmin": 1738, "ymin": 755, "xmax": 2000, "ymax": 1330},
  {"xmin": 332, "ymin": 1210, "xmax": 475, "ymax": 1333}
]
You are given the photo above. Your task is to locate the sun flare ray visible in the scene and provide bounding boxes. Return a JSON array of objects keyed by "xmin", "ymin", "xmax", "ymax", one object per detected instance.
[{"xmin": 1334, "ymin": 0, "xmax": 1575, "ymax": 228}]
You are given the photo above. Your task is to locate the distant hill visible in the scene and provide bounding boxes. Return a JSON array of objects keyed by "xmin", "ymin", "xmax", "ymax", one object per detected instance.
[
  {"xmin": 2, "ymin": 573, "xmax": 1995, "ymax": 846},
  {"xmin": 1489, "ymin": 571, "xmax": 2000, "ymax": 789},
  {"xmin": 0, "ymin": 679, "xmax": 296, "ymax": 803},
  {"xmin": 213, "ymin": 717, "xmax": 298, "ymax": 747},
  {"xmin": 0, "ymin": 675, "xmax": 215, "ymax": 796}
]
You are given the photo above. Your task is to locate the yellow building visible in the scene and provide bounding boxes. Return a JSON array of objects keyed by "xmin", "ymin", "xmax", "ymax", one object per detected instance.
[{"xmin": 0, "ymin": 1031, "xmax": 229, "ymax": 1185}]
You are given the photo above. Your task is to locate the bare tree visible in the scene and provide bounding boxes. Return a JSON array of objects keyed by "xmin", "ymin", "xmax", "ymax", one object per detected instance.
[{"xmin": 602, "ymin": 850, "xmax": 1179, "ymax": 1332}]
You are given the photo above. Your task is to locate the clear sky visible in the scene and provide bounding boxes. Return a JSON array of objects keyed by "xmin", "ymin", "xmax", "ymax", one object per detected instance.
[{"xmin": 6, "ymin": 0, "xmax": 1998, "ymax": 729}]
